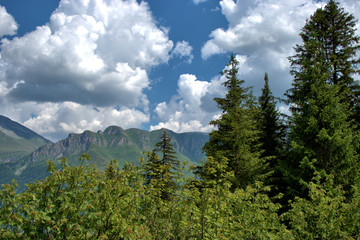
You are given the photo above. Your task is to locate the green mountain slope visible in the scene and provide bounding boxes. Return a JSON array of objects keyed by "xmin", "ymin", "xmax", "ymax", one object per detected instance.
[
  {"xmin": 0, "ymin": 115, "xmax": 50, "ymax": 163},
  {"xmin": 0, "ymin": 125, "xmax": 208, "ymax": 189}
]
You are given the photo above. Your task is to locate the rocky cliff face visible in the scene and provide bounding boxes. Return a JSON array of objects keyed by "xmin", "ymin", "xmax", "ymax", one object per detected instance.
[
  {"xmin": 28, "ymin": 126, "xmax": 208, "ymax": 164},
  {"xmin": 0, "ymin": 124, "xmax": 208, "ymax": 190}
]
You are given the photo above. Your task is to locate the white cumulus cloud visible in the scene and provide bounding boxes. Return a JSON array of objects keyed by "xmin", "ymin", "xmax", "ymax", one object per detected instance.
[
  {"xmin": 3, "ymin": 101, "xmax": 149, "ymax": 142},
  {"xmin": 0, "ymin": 0, "xmax": 174, "ymax": 140},
  {"xmin": 202, "ymin": 0, "xmax": 360, "ymax": 98},
  {"xmin": 1, "ymin": 0, "xmax": 173, "ymax": 106},
  {"xmin": 0, "ymin": 6, "xmax": 18, "ymax": 37},
  {"xmin": 201, "ymin": 0, "xmax": 328, "ymax": 97},
  {"xmin": 151, "ymin": 73, "xmax": 225, "ymax": 133},
  {"xmin": 171, "ymin": 41, "xmax": 194, "ymax": 64}
]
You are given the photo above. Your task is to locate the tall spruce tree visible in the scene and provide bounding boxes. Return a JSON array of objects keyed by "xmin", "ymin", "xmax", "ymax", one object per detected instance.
[
  {"xmin": 155, "ymin": 131, "xmax": 179, "ymax": 172},
  {"xmin": 258, "ymin": 73, "xmax": 285, "ymax": 191},
  {"xmin": 201, "ymin": 54, "xmax": 269, "ymax": 189},
  {"xmin": 258, "ymin": 73, "xmax": 285, "ymax": 161},
  {"xmin": 145, "ymin": 131, "xmax": 179, "ymax": 200},
  {"xmin": 144, "ymin": 150, "xmax": 162, "ymax": 185},
  {"xmin": 289, "ymin": 0, "xmax": 360, "ymax": 123},
  {"xmin": 284, "ymin": 0, "xmax": 360, "ymax": 198}
]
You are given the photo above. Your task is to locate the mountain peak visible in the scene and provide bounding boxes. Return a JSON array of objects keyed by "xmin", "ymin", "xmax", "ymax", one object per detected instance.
[
  {"xmin": 0, "ymin": 115, "xmax": 50, "ymax": 142},
  {"xmin": 0, "ymin": 115, "xmax": 51, "ymax": 164},
  {"xmin": 103, "ymin": 126, "xmax": 126, "ymax": 135}
]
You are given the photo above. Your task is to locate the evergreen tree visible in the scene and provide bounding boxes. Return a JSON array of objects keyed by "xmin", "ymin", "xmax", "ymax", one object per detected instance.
[
  {"xmin": 284, "ymin": 0, "xmax": 360, "ymax": 198},
  {"xmin": 288, "ymin": 0, "xmax": 360, "ymax": 123},
  {"xmin": 258, "ymin": 73, "xmax": 286, "ymax": 191},
  {"xmin": 258, "ymin": 73, "xmax": 285, "ymax": 161},
  {"xmin": 201, "ymin": 54, "xmax": 269, "ymax": 189},
  {"xmin": 144, "ymin": 131, "xmax": 179, "ymax": 200},
  {"xmin": 155, "ymin": 131, "xmax": 179, "ymax": 171},
  {"xmin": 143, "ymin": 150, "xmax": 162, "ymax": 185}
]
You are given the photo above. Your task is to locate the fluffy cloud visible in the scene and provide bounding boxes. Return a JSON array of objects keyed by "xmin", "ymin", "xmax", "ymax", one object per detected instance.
[
  {"xmin": 203, "ymin": 0, "xmax": 323, "ymax": 58},
  {"xmin": 1, "ymin": 0, "xmax": 173, "ymax": 107},
  {"xmin": 151, "ymin": 50, "xmax": 294, "ymax": 134},
  {"xmin": 171, "ymin": 41, "xmax": 194, "ymax": 64},
  {"xmin": 201, "ymin": 0, "xmax": 327, "ymax": 97},
  {"xmin": 0, "ymin": 0, "xmax": 176, "ymax": 140},
  {"xmin": 201, "ymin": 41, "xmax": 226, "ymax": 60},
  {"xmin": 202, "ymin": 0, "xmax": 360, "ymax": 97},
  {"xmin": 151, "ymin": 74, "xmax": 225, "ymax": 133},
  {"xmin": 0, "ymin": 100, "xmax": 149, "ymax": 142},
  {"xmin": 0, "ymin": 6, "xmax": 18, "ymax": 37}
]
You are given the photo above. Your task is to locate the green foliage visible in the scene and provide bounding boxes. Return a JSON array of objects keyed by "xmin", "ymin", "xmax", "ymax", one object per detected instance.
[
  {"xmin": 3, "ymin": 154, "xmax": 360, "ymax": 239},
  {"xmin": 155, "ymin": 131, "xmax": 180, "ymax": 172},
  {"xmin": 201, "ymin": 54, "xmax": 270, "ymax": 189},
  {"xmin": 284, "ymin": 0, "xmax": 360, "ymax": 199},
  {"xmin": 143, "ymin": 131, "xmax": 180, "ymax": 201},
  {"xmin": 289, "ymin": 0, "xmax": 360, "ymax": 88},
  {"xmin": 0, "ymin": 157, "xmax": 152, "ymax": 239},
  {"xmin": 191, "ymin": 156, "xmax": 291, "ymax": 239},
  {"xmin": 258, "ymin": 73, "xmax": 287, "ymax": 195},
  {"xmin": 283, "ymin": 172, "xmax": 360, "ymax": 239},
  {"xmin": 258, "ymin": 73, "xmax": 285, "ymax": 161}
]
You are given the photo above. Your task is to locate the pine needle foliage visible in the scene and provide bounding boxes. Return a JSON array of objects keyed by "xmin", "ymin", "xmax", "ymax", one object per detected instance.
[
  {"xmin": 144, "ymin": 131, "xmax": 180, "ymax": 201},
  {"xmin": 201, "ymin": 54, "xmax": 270, "ymax": 189},
  {"xmin": 284, "ymin": 0, "xmax": 360, "ymax": 198}
]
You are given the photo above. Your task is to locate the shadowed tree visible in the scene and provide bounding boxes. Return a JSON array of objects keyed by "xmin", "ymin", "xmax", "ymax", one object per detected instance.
[
  {"xmin": 258, "ymin": 73, "xmax": 286, "ymax": 191},
  {"xmin": 284, "ymin": 0, "xmax": 360, "ymax": 198},
  {"xmin": 200, "ymin": 54, "xmax": 270, "ymax": 189},
  {"xmin": 258, "ymin": 73, "xmax": 285, "ymax": 162},
  {"xmin": 288, "ymin": 0, "xmax": 360, "ymax": 124}
]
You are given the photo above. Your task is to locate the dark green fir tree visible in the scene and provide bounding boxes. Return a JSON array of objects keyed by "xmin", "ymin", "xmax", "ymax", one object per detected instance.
[
  {"xmin": 200, "ymin": 54, "xmax": 270, "ymax": 189},
  {"xmin": 258, "ymin": 73, "xmax": 285, "ymax": 161},
  {"xmin": 144, "ymin": 149, "xmax": 162, "ymax": 185},
  {"xmin": 155, "ymin": 131, "xmax": 179, "ymax": 171},
  {"xmin": 144, "ymin": 131, "xmax": 179, "ymax": 200},
  {"xmin": 289, "ymin": 0, "xmax": 360, "ymax": 124},
  {"xmin": 284, "ymin": 0, "xmax": 360, "ymax": 198},
  {"xmin": 258, "ymin": 73, "xmax": 286, "ymax": 190}
]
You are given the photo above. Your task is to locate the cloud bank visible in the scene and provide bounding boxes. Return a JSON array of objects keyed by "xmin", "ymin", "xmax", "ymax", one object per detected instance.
[
  {"xmin": 0, "ymin": 0, "xmax": 174, "ymax": 141},
  {"xmin": 200, "ymin": 0, "xmax": 359, "ymax": 98},
  {"xmin": 1, "ymin": 0, "xmax": 173, "ymax": 106},
  {"xmin": 1, "ymin": 0, "xmax": 359, "ymax": 141}
]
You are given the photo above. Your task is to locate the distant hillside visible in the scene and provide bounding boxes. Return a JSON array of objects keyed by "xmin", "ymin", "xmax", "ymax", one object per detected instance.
[
  {"xmin": 0, "ymin": 115, "xmax": 50, "ymax": 163},
  {"xmin": 0, "ymin": 125, "xmax": 208, "ymax": 189}
]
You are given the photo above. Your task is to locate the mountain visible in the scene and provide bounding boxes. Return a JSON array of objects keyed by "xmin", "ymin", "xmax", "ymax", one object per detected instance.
[
  {"xmin": 0, "ymin": 115, "xmax": 50, "ymax": 163},
  {"xmin": 0, "ymin": 124, "xmax": 208, "ymax": 190}
]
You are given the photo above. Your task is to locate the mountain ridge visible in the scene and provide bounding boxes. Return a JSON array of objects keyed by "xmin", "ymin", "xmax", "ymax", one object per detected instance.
[
  {"xmin": 0, "ymin": 115, "xmax": 51, "ymax": 163},
  {"xmin": 27, "ymin": 126, "xmax": 208, "ymax": 165},
  {"xmin": 0, "ymin": 117, "xmax": 208, "ymax": 190},
  {"xmin": 0, "ymin": 115, "xmax": 50, "ymax": 141}
]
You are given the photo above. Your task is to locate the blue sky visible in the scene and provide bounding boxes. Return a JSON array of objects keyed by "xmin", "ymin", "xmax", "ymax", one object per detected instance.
[{"xmin": 0, "ymin": 0, "xmax": 359, "ymax": 142}]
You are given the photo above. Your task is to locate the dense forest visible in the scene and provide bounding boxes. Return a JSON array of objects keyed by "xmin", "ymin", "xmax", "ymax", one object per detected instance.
[{"xmin": 1, "ymin": 1, "xmax": 360, "ymax": 239}]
